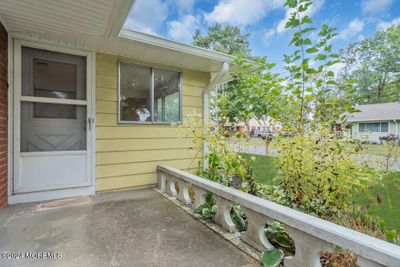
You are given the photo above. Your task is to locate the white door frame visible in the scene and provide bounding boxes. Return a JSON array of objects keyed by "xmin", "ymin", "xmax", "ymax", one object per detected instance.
[{"xmin": 8, "ymin": 38, "xmax": 96, "ymax": 204}]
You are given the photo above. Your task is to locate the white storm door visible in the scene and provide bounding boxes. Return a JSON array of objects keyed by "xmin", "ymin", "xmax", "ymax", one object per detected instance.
[{"xmin": 14, "ymin": 46, "xmax": 92, "ymax": 193}]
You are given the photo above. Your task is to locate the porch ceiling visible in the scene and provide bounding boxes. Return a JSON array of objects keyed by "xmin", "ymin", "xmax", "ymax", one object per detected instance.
[{"xmin": 0, "ymin": 0, "xmax": 236, "ymax": 74}]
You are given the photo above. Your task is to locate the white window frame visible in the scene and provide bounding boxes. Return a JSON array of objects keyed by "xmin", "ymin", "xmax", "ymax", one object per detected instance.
[{"xmin": 118, "ymin": 60, "xmax": 183, "ymax": 125}]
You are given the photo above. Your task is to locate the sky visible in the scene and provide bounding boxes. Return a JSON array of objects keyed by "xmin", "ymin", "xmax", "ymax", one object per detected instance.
[{"xmin": 124, "ymin": 0, "xmax": 400, "ymax": 72}]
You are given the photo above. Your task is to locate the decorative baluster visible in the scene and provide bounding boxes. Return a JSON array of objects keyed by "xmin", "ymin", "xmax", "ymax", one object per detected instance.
[
  {"xmin": 213, "ymin": 195, "xmax": 236, "ymax": 233},
  {"xmin": 283, "ymin": 225, "xmax": 333, "ymax": 267},
  {"xmin": 158, "ymin": 172, "xmax": 166, "ymax": 192},
  {"xmin": 192, "ymin": 185, "xmax": 207, "ymax": 208},
  {"xmin": 165, "ymin": 175, "xmax": 177, "ymax": 197},
  {"xmin": 240, "ymin": 208, "xmax": 274, "ymax": 251},
  {"xmin": 177, "ymin": 180, "xmax": 191, "ymax": 205}
]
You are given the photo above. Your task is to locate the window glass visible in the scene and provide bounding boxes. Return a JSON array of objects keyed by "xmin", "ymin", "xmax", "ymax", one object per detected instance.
[
  {"xmin": 154, "ymin": 69, "xmax": 180, "ymax": 123},
  {"xmin": 119, "ymin": 62, "xmax": 181, "ymax": 124},
  {"xmin": 120, "ymin": 62, "xmax": 152, "ymax": 122},
  {"xmin": 360, "ymin": 123, "xmax": 381, "ymax": 132},
  {"xmin": 21, "ymin": 48, "xmax": 86, "ymax": 101},
  {"xmin": 381, "ymin": 122, "xmax": 389, "ymax": 132},
  {"xmin": 359, "ymin": 123, "xmax": 365, "ymax": 132}
]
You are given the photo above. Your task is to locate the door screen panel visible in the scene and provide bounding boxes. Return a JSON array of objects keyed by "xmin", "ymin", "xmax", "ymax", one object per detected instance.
[
  {"xmin": 21, "ymin": 103, "xmax": 86, "ymax": 152},
  {"xmin": 21, "ymin": 47, "xmax": 87, "ymax": 153},
  {"xmin": 34, "ymin": 103, "xmax": 76, "ymax": 119}
]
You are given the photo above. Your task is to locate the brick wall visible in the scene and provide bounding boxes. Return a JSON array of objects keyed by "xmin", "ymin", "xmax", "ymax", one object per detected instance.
[{"xmin": 0, "ymin": 22, "xmax": 7, "ymax": 209}]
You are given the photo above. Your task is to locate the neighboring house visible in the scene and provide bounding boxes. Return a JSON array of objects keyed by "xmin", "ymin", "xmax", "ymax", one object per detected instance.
[
  {"xmin": 0, "ymin": 0, "xmax": 237, "ymax": 207},
  {"xmin": 348, "ymin": 102, "xmax": 400, "ymax": 143},
  {"xmin": 227, "ymin": 118, "xmax": 282, "ymax": 137}
]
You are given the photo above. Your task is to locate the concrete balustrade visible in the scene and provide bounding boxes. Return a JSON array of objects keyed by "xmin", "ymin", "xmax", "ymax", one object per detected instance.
[{"xmin": 157, "ymin": 165, "xmax": 400, "ymax": 267}]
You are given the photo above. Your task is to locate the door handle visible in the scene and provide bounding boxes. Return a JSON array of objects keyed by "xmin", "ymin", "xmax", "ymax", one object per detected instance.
[{"xmin": 88, "ymin": 118, "xmax": 95, "ymax": 131}]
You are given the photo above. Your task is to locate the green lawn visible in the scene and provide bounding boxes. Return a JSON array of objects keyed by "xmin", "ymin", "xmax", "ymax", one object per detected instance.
[
  {"xmin": 242, "ymin": 153, "xmax": 400, "ymax": 231},
  {"xmin": 240, "ymin": 153, "xmax": 279, "ymax": 185},
  {"xmin": 361, "ymin": 144, "xmax": 387, "ymax": 156},
  {"xmin": 355, "ymin": 172, "xmax": 400, "ymax": 231}
]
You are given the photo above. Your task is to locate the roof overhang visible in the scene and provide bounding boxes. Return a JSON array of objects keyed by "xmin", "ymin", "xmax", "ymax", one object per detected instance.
[{"xmin": 0, "ymin": 0, "xmax": 238, "ymax": 76}]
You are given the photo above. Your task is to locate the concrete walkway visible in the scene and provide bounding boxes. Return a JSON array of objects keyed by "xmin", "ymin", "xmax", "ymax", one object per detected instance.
[{"xmin": 0, "ymin": 189, "xmax": 258, "ymax": 267}]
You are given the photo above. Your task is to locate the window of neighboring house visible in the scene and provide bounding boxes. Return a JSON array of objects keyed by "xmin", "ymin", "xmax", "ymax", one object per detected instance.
[
  {"xmin": 119, "ymin": 61, "xmax": 181, "ymax": 123},
  {"xmin": 359, "ymin": 122, "xmax": 389, "ymax": 133}
]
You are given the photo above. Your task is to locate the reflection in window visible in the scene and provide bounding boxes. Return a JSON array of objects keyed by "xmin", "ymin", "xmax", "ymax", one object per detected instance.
[
  {"xmin": 119, "ymin": 62, "xmax": 152, "ymax": 122},
  {"xmin": 154, "ymin": 69, "xmax": 180, "ymax": 123},
  {"xmin": 32, "ymin": 59, "xmax": 81, "ymax": 99},
  {"xmin": 119, "ymin": 62, "xmax": 181, "ymax": 123}
]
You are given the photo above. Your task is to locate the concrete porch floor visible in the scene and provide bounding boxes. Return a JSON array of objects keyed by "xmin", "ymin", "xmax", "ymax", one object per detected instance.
[{"xmin": 0, "ymin": 188, "xmax": 259, "ymax": 267}]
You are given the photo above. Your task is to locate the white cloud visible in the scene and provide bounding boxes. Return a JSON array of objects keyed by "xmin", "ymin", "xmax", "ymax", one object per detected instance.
[
  {"xmin": 377, "ymin": 17, "xmax": 400, "ymax": 31},
  {"xmin": 338, "ymin": 18, "xmax": 365, "ymax": 40},
  {"xmin": 205, "ymin": 0, "xmax": 284, "ymax": 26},
  {"xmin": 168, "ymin": 15, "xmax": 200, "ymax": 43},
  {"xmin": 124, "ymin": 0, "xmax": 169, "ymax": 35},
  {"xmin": 263, "ymin": 29, "xmax": 275, "ymax": 47},
  {"xmin": 175, "ymin": 0, "xmax": 195, "ymax": 15},
  {"xmin": 361, "ymin": 0, "xmax": 392, "ymax": 14},
  {"xmin": 276, "ymin": 0, "xmax": 324, "ymax": 33}
]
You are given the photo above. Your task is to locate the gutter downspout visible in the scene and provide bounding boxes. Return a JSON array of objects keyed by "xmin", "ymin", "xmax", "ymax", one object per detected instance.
[{"xmin": 202, "ymin": 62, "xmax": 229, "ymax": 170}]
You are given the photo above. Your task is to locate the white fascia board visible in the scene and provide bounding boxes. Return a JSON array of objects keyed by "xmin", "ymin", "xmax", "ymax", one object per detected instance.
[
  {"xmin": 119, "ymin": 28, "xmax": 235, "ymax": 63},
  {"xmin": 105, "ymin": 0, "xmax": 136, "ymax": 37}
]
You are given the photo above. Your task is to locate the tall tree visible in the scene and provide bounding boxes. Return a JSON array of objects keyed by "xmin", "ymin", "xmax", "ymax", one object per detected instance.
[
  {"xmin": 193, "ymin": 23, "xmax": 257, "ymax": 135},
  {"xmin": 337, "ymin": 25, "xmax": 400, "ymax": 104},
  {"xmin": 193, "ymin": 24, "xmax": 251, "ymax": 56}
]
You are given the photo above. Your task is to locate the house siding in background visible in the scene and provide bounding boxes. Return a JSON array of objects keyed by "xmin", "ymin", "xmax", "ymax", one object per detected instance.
[
  {"xmin": 95, "ymin": 53, "xmax": 207, "ymax": 191},
  {"xmin": 351, "ymin": 121, "xmax": 399, "ymax": 143},
  {"xmin": 0, "ymin": 22, "xmax": 7, "ymax": 208}
]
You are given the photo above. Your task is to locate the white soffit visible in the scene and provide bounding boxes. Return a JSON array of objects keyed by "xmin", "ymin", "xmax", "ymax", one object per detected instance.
[
  {"xmin": 0, "ymin": 0, "xmax": 236, "ymax": 73},
  {"xmin": 0, "ymin": 0, "xmax": 119, "ymax": 36}
]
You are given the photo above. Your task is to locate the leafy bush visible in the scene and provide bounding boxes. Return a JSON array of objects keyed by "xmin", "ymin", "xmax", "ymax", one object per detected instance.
[
  {"xmin": 276, "ymin": 129, "xmax": 381, "ymax": 218},
  {"xmin": 193, "ymin": 192, "xmax": 217, "ymax": 219},
  {"xmin": 265, "ymin": 221, "xmax": 295, "ymax": 256}
]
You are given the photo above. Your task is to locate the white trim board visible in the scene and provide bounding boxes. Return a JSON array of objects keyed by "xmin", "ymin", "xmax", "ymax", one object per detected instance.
[
  {"xmin": 8, "ymin": 186, "xmax": 96, "ymax": 204},
  {"xmin": 8, "ymin": 37, "xmax": 96, "ymax": 203}
]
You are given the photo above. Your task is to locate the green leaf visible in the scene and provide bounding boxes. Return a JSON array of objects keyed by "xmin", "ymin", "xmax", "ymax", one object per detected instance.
[
  {"xmin": 305, "ymin": 47, "xmax": 319, "ymax": 53},
  {"xmin": 193, "ymin": 204, "xmax": 208, "ymax": 214},
  {"xmin": 303, "ymin": 38, "xmax": 312, "ymax": 45},
  {"xmin": 205, "ymin": 192, "xmax": 214, "ymax": 206},
  {"xmin": 202, "ymin": 208, "xmax": 214, "ymax": 219},
  {"xmin": 304, "ymin": 95, "xmax": 313, "ymax": 101},
  {"xmin": 387, "ymin": 230, "xmax": 397, "ymax": 242},
  {"xmin": 273, "ymin": 233, "xmax": 294, "ymax": 248},
  {"xmin": 211, "ymin": 205, "xmax": 218, "ymax": 214},
  {"xmin": 260, "ymin": 249, "xmax": 284, "ymax": 267}
]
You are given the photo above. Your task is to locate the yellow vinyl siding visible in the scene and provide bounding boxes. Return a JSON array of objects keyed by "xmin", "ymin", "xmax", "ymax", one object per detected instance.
[{"xmin": 95, "ymin": 53, "xmax": 208, "ymax": 192}]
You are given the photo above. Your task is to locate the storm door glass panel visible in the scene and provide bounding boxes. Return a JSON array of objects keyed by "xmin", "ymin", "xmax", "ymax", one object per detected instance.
[
  {"xmin": 154, "ymin": 69, "xmax": 180, "ymax": 123},
  {"xmin": 20, "ymin": 47, "xmax": 87, "ymax": 153},
  {"xmin": 21, "ymin": 48, "xmax": 86, "ymax": 100},
  {"xmin": 120, "ymin": 62, "xmax": 152, "ymax": 122}
]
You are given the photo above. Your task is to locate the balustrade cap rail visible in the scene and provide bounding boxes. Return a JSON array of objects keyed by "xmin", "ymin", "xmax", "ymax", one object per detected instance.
[{"xmin": 157, "ymin": 165, "xmax": 400, "ymax": 266}]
